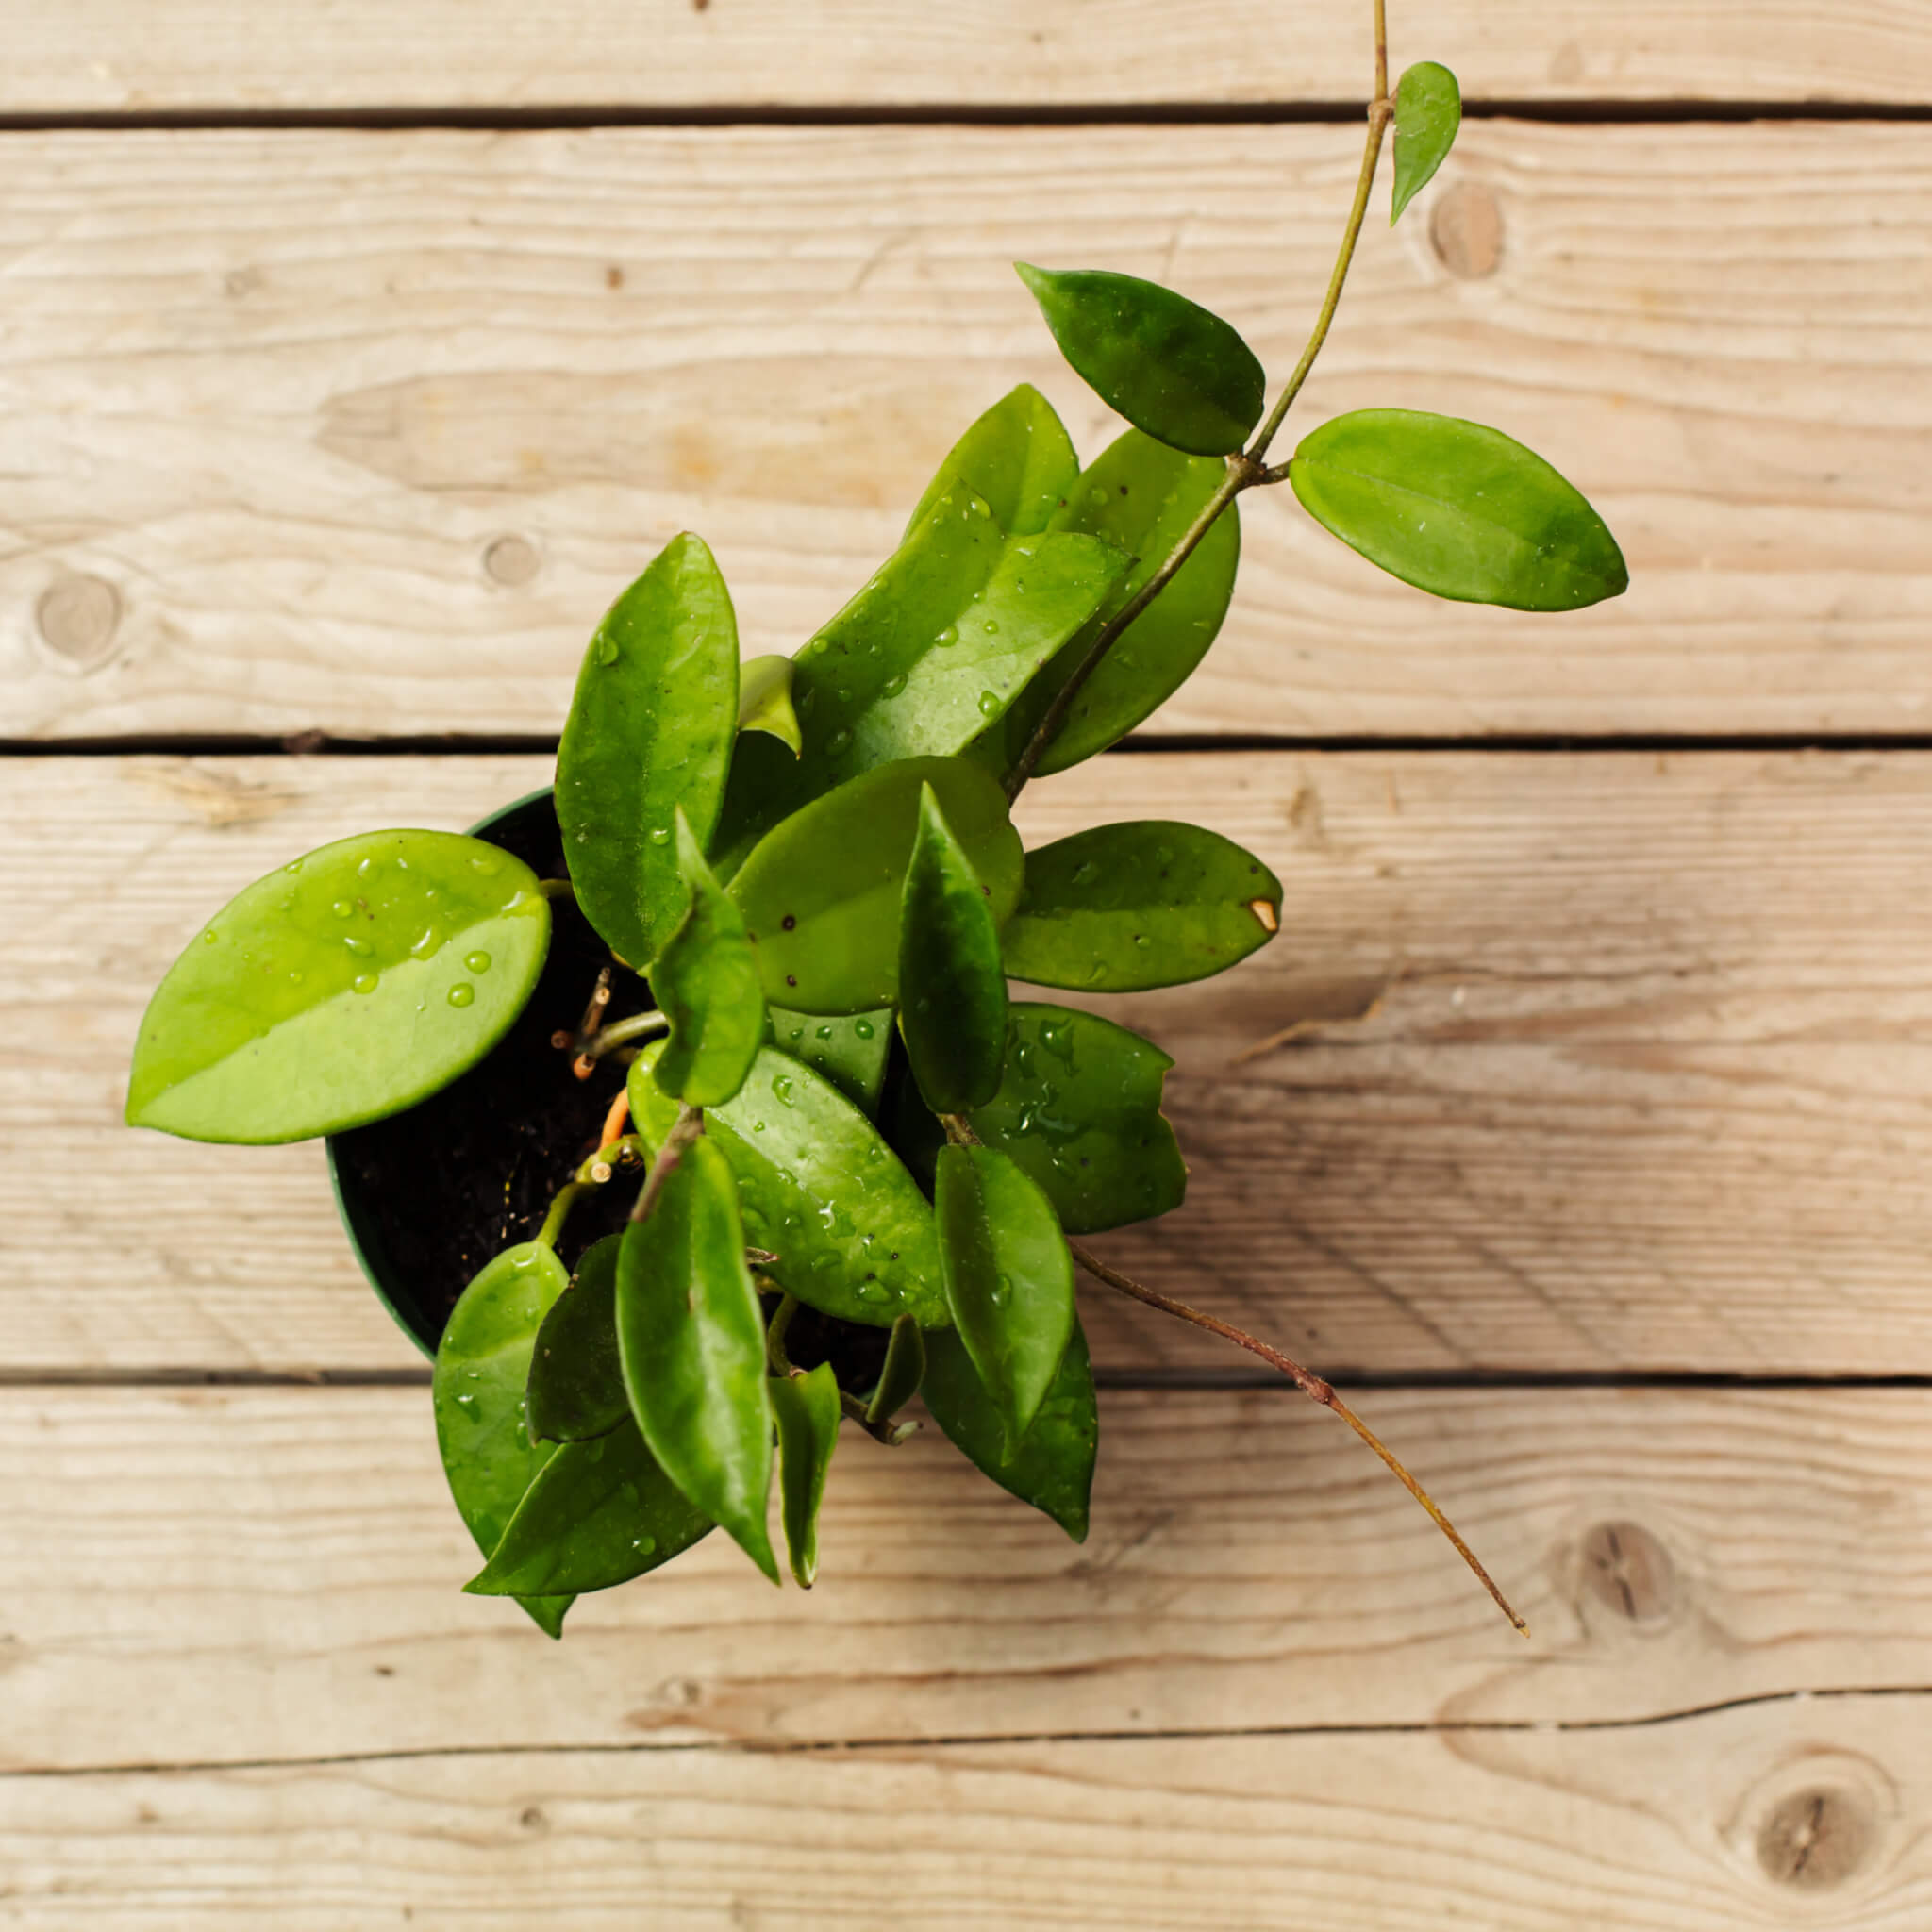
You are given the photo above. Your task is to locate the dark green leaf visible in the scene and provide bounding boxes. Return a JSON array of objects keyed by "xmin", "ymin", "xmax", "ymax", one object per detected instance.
[
  {"xmin": 923, "ymin": 1320, "xmax": 1096, "ymax": 1542},
  {"xmin": 899, "ymin": 783, "xmax": 1008, "ymax": 1113},
  {"xmin": 650, "ymin": 809, "xmax": 765, "ymax": 1108},
  {"xmin": 526, "ymin": 1233, "xmax": 625, "ymax": 1445},
  {"xmin": 1391, "ymin": 61, "xmax": 1462, "ymax": 225},
  {"xmin": 1004, "ymin": 821, "xmax": 1281, "ymax": 991},
  {"xmin": 1015, "ymin": 263, "xmax": 1265, "ymax": 458},
  {"xmin": 990, "ymin": 429, "xmax": 1240, "ymax": 778},
  {"xmin": 556, "ymin": 532, "xmax": 740, "ymax": 966},
  {"xmin": 970, "ymin": 1004, "xmax": 1185, "ymax": 1234},
  {"xmin": 708, "ymin": 728, "xmax": 807, "ymax": 887},
  {"xmin": 464, "ymin": 1417, "xmax": 712, "ymax": 1597},
  {"xmin": 770, "ymin": 1364, "xmax": 841, "ymax": 1588},
  {"xmin": 1290, "ymin": 408, "xmax": 1628, "ymax": 611},
  {"xmin": 630, "ymin": 1044, "xmax": 948, "ymax": 1328},
  {"xmin": 765, "ymin": 1006, "xmax": 892, "ymax": 1118},
  {"xmin": 617, "ymin": 1136, "xmax": 779, "ymax": 1581},
  {"xmin": 738, "ymin": 654, "xmax": 803, "ymax": 756},
  {"xmin": 127, "ymin": 831, "xmax": 550, "ymax": 1145},
  {"xmin": 730, "ymin": 756, "xmax": 1023, "ymax": 1015},
  {"xmin": 935, "ymin": 1142, "xmax": 1075, "ymax": 1449},
  {"xmin": 866, "ymin": 1312, "xmax": 927, "ymax": 1425},
  {"xmin": 905, "ymin": 384, "xmax": 1080, "ymax": 539},
  {"xmin": 435, "ymin": 1241, "xmax": 574, "ymax": 1636}
]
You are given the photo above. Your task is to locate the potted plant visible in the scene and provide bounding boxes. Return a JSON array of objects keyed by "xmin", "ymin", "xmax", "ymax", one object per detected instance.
[{"xmin": 126, "ymin": 8, "xmax": 1622, "ymax": 1639}]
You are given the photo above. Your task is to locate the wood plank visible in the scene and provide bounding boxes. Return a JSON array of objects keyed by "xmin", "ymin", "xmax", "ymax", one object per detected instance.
[
  {"xmin": 10, "ymin": 749, "xmax": 1932, "ymax": 1376},
  {"xmin": 3, "ymin": 1697, "xmax": 1928, "ymax": 1928},
  {"xmin": 13, "ymin": 1, "xmax": 1929, "ymax": 110},
  {"xmin": 6, "ymin": 122, "xmax": 1928, "ymax": 742},
  {"xmin": 3, "ymin": 1386, "xmax": 1928, "ymax": 1772}
]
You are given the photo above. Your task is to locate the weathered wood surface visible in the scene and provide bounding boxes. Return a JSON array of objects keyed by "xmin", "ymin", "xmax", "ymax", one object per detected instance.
[
  {"xmin": 3, "ymin": 1696, "xmax": 1926, "ymax": 1929},
  {"xmin": 10, "ymin": 749, "xmax": 1932, "ymax": 1375},
  {"xmin": 12, "ymin": 0, "xmax": 1928, "ymax": 110},
  {"xmin": 8, "ymin": 122, "xmax": 1928, "ymax": 743},
  {"xmin": 2, "ymin": 1385, "xmax": 1927, "ymax": 1771}
]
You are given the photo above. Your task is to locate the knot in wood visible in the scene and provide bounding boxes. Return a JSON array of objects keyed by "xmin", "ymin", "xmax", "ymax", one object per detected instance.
[
  {"xmin": 1578, "ymin": 1519, "xmax": 1674, "ymax": 1625},
  {"xmin": 1431, "ymin": 181, "xmax": 1504, "ymax": 281},
  {"xmin": 483, "ymin": 534, "xmax": 541, "ymax": 587},
  {"xmin": 1757, "ymin": 1787, "xmax": 1874, "ymax": 1891},
  {"xmin": 35, "ymin": 573, "xmax": 122, "ymax": 669}
]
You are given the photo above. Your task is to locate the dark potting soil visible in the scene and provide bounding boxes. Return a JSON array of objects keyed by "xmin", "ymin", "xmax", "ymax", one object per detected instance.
[{"xmin": 330, "ymin": 791, "xmax": 890, "ymax": 1396}]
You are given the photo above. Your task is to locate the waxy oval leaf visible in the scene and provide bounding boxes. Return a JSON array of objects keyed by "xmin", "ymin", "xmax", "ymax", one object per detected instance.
[
  {"xmin": 556, "ymin": 533, "xmax": 740, "ymax": 966},
  {"xmin": 1016, "ymin": 263, "xmax": 1265, "ymax": 458},
  {"xmin": 971, "ymin": 1004, "xmax": 1186, "ymax": 1234},
  {"xmin": 1290, "ymin": 408, "xmax": 1629, "ymax": 611},
  {"xmin": 770, "ymin": 1364, "xmax": 841, "ymax": 1588},
  {"xmin": 127, "ymin": 830, "xmax": 550, "ymax": 1145},
  {"xmin": 936, "ymin": 1142, "xmax": 1075, "ymax": 1449},
  {"xmin": 630, "ymin": 1044, "xmax": 948, "ymax": 1328},
  {"xmin": 899, "ymin": 784, "xmax": 1008, "ymax": 1113},
  {"xmin": 730, "ymin": 756, "xmax": 1023, "ymax": 1015},
  {"xmin": 526, "ymin": 1233, "xmax": 625, "ymax": 1445},
  {"xmin": 650, "ymin": 809, "xmax": 765, "ymax": 1108},
  {"xmin": 434, "ymin": 1241, "xmax": 574, "ymax": 1636},
  {"xmin": 738, "ymin": 654, "xmax": 803, "ymax": 757},
  {"xmin": 766, "ymin": 1005, "xmax": 892, "ymax": 1118},
  {"xmin": 923, "ymin": 1320, "xmax": 1096, "ymax": 1542},
  {"xmin": 1004, "ymin": 822, "xmax": 1281, "ymax": 991},
  {"xmin": 905, "ymin": 384, "xmax": 1080, "ymax": 539},
  {"xmin": 866, "ymin": 1312, "xmax": 927, "ymax": 1425},
  {"xmin": 464, "ymin": 1417, "xmax": 712, "ymax": 1597},
  {"xmin": 1391, "ymin": 61, "xmax": 1462, "ymax": 225},
  {"xmin": 617, "ymin": 1136, "xmax": 779, "ymax": 1582}
]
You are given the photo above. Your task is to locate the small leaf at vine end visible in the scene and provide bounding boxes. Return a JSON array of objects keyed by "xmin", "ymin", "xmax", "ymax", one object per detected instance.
[
  {"xmin": 866, "ymin": 1312, "xmax": 927, "ymax": 1425},
  {"xmin": 771, "ymin": 1364, "xmax": 841, "ymax": 1588},
  {"xmin": 1391, "ymin": 61, "xmax": 1462, "ymax": 225},
  {"xmin": 526, "ymin": 1233, "xmax": 626, "ymax": 1445},
  {"xmin": 650, "ymin": 808, "xmax": 766, "ymax": 1108},
  {"xmin": 1015, "ymin": 263, "xmax": 1265, "ymax": 458},
  {"xmin": 935, "ymin": 1142, "xmax": 1076, "ymax": 1453},
  {"xmin": 616, "ymin": 1137, "xmax": 779, "ymax": 1582},
  {"xmin": 738, "ymin": 654, "xmax": 803, "ymax": 756},
  {"xmin": 898, "ymin": 783, "xmax": 1008, "ymax": 1113}
]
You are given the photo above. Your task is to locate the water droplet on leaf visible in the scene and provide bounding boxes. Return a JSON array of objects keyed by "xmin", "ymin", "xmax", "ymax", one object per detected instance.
[{"xmin": 448, "ymin": 982, "xmax": 475, "ymax": 1008}]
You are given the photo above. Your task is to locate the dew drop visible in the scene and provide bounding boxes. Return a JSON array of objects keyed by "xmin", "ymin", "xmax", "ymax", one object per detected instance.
[
  {"xmin": 470, "ymin": 852, "xmax": 502, "ymax": 874},
  {"xmin": 773, "ymin": 1074, "xmax": 795, "ymax": 1106},
  {"xmin": 283, "ymin": 858, "xmax": 304, "ymax": 874},
  {"xmin": 344, "ymin": 935, "xmax": 373, "ymax": 958},
  {"xmin": 976, "ymin": 691, "xmax": 1001, "ymax": 717},
  {"xmin": 409, "ymin": 926, "xmax": 441, "ymax": 958},
  {"xmin": 632, "ymin": 1536, "xmax": 657, "ymax": 1556},
  {"xmin": 1134, "ymin": 933, "xmax": 1151, "ymax": 948},
  {"xmin": 826, "ymin": 728, "xmax": 852, "ymax": 757},
  {"xmin": 855, "ymin": 1281, "xmax": 890, "ymax": 1305},
  {"xmin": 447, "ymin": 982, "xmax": 475, "ymax": 1008},
  {"xmin": 934, "ymin": 625, "xmax": 958, "ymax": 648},
  {"xmin": 357, "ymin": 858, "xmax": 374, "ymax": 879},
  {"xmin": 752, "ymin": 1121, "xmax": 766, "ymax": 1134},
  {"xmin": 991, "ymin": 1274, "xmax": 1013, "ymax": 1307},
  {"xmin": 815, "ymin": 1024, "xmax": 833, "ymax": 1041},
  {"xmin": 852, "ymin": 1020, "xmax": 875, "ymax": 1040},
  {"xmin": 465, "ymin": 950, "xmax": 491, "ymax": 974},
  {"xmin": 202, "ymin": 928, "xmax": 219, "ymax": 945},
  {"xmin": 331, "ymin": 900, "xmax": 354, "ymax": 920},
  {"xmin": 647, "ymin": 827, "xmax": 672, "ymax": 847},
  {"xmin": 982, "ymin": 619, "xmax": 1000, "ymax": 635},
  {"xmin": 352, "ymin": 973, "xmax": 379, "ymax": 995},
  {"xmin": 881, "ymin": 672, "xmax": 907, "ymax": 697},
  {"xmin": 596, "ymin": 636, "xmax": 621, "ymax": 667}
]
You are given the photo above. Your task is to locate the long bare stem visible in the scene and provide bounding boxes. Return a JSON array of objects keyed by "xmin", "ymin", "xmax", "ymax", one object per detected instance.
[{"xmin": 629, "ymin": 1103, "xmax": 705, "ymax": 1224}]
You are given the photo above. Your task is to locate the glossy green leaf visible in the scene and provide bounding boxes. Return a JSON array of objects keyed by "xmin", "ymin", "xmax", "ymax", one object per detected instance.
[
  {"xmin": 1290, "ymin": 408, "xmax": 1629, "ymax": 611},
  {"xmin": 990, "ymin": 429, "xmax": 1240, "ymax": 778},
  {"xmin": 1391, "ymin": 61, "xmax": 1462, "ymax": 225},
  {"xmin": 434, "ymin": 1241, "xmax": 574, "ymax": 1636},
  {"xmin": 936, "ymin": 1142, "xmax": 1075, "ymax": 1449},
  {"xmin": 766, "ymin": 1006, "xmax": 892, "ymax": 1117},
  {"xmin": 730, "ymin": 756, "xmax": 1023, "ymax": 1015},
  {"xmin": 866, "ymin": 1312, "xmax": 927, "ymax": 1425},
  {"xmin": 556, "ymin": 533, "xmax": 740, "ymax": 966},
  {"xmin": 738, "ymin": 653, "xmax": 803, "ymax": 756},
  {"xmin": 464, "ymin": 1416, "xmax": 712, "ymax": 1597},
  {"xmin": 708, "ymin": 727, "xmax": 808, "ymax": 887},
  {"xmin": 617, "ymin": 1137, "xmax": 778, "ymax": 1581},
  {"xmin": 770, "ymin": 1364, "xmax": 841, "ymax": 1588},
  {"xmin": 899, "ymin": 784, "xmax": 1008, "ymax": 1113},
  {"xmin": 650, "ymin": 809, "xmax": 765, "ymax": 1108},
  {"xmin": 1004, "ymin": 822, "xmax": 1281, "ymax": 991},
  {"xmin": 970, "ymin": 1004, "xmax": 1186, "ymax": 1234},
  {"xmin": 127, "ymin": 831, "xmax": 550, "ymax": 1145},
  {"xmin": 526, "ymin": 1233, "xmax": 625, "ymax": 1445},
  {"xmin": 629, "ymin": 1043, "xmax": 948, "ymax": 1328},
  {"xmin": 1016, "ymin": 263, "xmax": 1265, "ymax": 458},
  {"xmin": 905, "ymin": 384, "xmax": 1080, "ymax": 539},
  {"xmin": 923, "ymin": 1320, "xmax": 1096, "ymax": 1542}
]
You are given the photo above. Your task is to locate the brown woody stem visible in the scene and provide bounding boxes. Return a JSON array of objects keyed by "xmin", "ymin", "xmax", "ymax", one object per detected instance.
[{"xmin": 629, "ymin": 1104, "xmax": 705, "ymax": 1224}]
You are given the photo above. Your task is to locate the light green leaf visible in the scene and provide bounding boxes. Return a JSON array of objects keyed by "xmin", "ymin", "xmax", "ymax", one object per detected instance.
[
  {"xmin": 866, "ymin": 1312, "xmax": 926, "ymax": 1426},
  {"xmin": 617, "ymin": 1137, "xmax": 779, "ymax": 1582},
  {"xmin": 770, "ymin": 1364, "xmax": 841, "ymax": 1588},
  {"xmin": 738, "ymin": 654, "xmax": 803, "ymax": 756},
  {"xmin": 1391, "ymin": 61, "xmax": 1462, "ymax": 225},
  {"xmin": 127, "ymin": 831, "xmax": 549, "ymax": 1145},
  {"xmin": 905, "ymin": 384, "xmax": 1080, "ymax": 539},
  {"xmin": 765, "ymin": 1006, "xmax": 893, "ymax": 1118},
  {"xmin": 1004, "ymin": 821, "xmax": 1281, "ymax": 991},
  {"xmin": 1290, "ymin": 408, "xmax": 1628, "ymax": 611},
  {"xmin": 556, "ymin": 532, "xmax": 740, "ymax": 966},
  {"xmin": 526, "ymin": 1233, "xmax": 626, "ymax": 1445},
  {"xmin": 650, "ymin": 809, "xmax": 765, "ymax": 1108}
]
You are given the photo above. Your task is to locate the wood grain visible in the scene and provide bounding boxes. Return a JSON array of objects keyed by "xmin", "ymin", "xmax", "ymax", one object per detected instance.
[
  {"xmin": 2, "ymin": 1385, "xmax": 1928, "ymax": 1771},
  {"xmin": 3, "ymin": 1696, "xmax": 1928, "ymax": 1928},
  {"xmin": 10, "ymin": 0, "xmax": 1928, "ymax": 110},
  {"xmin": 11, "ymin": 750, "xmax": 1932, "ymax": 1376},
  {"xmin": 6, "ymin": 122, "xmax": 1928, "ymax": 742}
]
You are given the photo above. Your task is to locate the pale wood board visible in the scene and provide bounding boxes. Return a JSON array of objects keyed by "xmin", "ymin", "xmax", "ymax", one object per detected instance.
[
  {"xmin": 9, "ymin": 0, "xmax": 1928, "ymax": 109},
  {"xmin": 3, "ymin": 1696, "xmax": 1928, "ymax": 1928},
  {"xmin": 10, "ymin": 749, "xmax": 1932, "ymax": 1375},
  {"xmin": 2, "ymin": 1385, "xmax": 1928, "ymax": 1772},
  {"xmin": 7, "ymin": 122, "xmax": 1929, "ymax": 742}
]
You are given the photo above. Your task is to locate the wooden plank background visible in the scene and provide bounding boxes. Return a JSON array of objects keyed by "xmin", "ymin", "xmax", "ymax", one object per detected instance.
[{"xmin": 3, "ymin": 1, "xmax": 1929, "ymax": 1925}]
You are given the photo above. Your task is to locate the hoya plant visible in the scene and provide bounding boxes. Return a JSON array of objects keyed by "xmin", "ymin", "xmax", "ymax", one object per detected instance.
[{"xmin": 127, "ymin": 6, "xmax": 1621, "ymax": 1638}]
